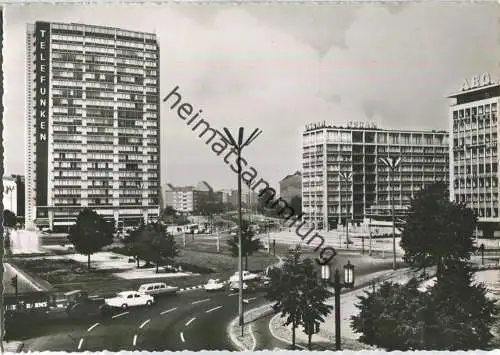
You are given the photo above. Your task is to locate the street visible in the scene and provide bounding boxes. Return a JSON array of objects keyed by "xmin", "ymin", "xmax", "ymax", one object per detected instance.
[{"xmin": 22, "ymin": 289, "xmax": 268, "ymax": 352}]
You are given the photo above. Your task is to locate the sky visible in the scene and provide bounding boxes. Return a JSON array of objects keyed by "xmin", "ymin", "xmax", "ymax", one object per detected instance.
[{"xmin": 3, "ymin": 2, "xmax": 499, "ymax": 191}]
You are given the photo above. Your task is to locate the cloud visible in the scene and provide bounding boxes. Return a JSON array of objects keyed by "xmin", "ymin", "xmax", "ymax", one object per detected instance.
[{"xmin": 3, "ymin": 3, "xmax": 499, "ymax": 191}]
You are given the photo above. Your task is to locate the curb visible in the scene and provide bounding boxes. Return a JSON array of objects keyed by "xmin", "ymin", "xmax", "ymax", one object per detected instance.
[
  {"xmin": 5, "ymin": 263, "xmax": 51, "ymax": 292},
  {"xmin": 268, "ymin": 312, "xmax": 307, "ymax": 350}
]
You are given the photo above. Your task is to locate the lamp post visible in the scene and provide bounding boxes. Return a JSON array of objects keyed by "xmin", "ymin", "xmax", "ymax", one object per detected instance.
[
  {"xmin": 321, "ymin": 261, "xmax": 355, "ymax": 350},
  {"xmin": 339, "ymin": 172, "xmax": 352, "ymax": 249},
  {"xmin": 479, "ymin": 243, "xmax": 485, "ymax": 265},
  {"xmin": 220, "ymin": 127, "xmax": 262, "ymax": 337},
  {"xmin": 378, "ymin": 156, "xmax": 402, "ymax": 270}
]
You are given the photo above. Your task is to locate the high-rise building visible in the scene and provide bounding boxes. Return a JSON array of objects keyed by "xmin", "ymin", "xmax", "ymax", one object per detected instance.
[
  {"xmin": 25, "ymin": 22, "xmax": 161, "ymax": 229},
  {"xmin": 279, "ymin": 171, "xmax": 302, "ymax": 203},
  {"xmin": 302, "ymin": 121, "xmax": 449, "ymax": 230},
  {"xmin": 449, "ymin": 72, "xmax": 500, "ymax": 238}
]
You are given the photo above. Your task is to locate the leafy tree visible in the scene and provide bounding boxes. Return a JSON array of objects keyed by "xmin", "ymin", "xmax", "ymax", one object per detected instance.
[
  {"xmin": 137, "ymin": 222, "xmax": 179, "ymax": 273},
  {"xmin": 67, "ymin": 208, "xmax": 114, "ymax": 269},
  {"xmin": 266, "ymin": 248, "xmax": 333, "ymax": 349},
  {"xmin": 400, "ymin": 182, "xmax": 476, "ymax": 276},
  {"xmin": 227, "ymin": 219, "xmax": 263, "ymax": 270},
  {"xmin": 3, "ymin": 209, "xmax": 17, "ymax": 228},
  {"xmin": 124, "ymin": 221, "xmax": 145, "ymax": 267},
  {"xmin": 290, "ymin": 196, "xmax": 302, "ymax": 216},
  {"xmin": 426, "ymin": 260, "xmax": 498, "ymax": 350}
]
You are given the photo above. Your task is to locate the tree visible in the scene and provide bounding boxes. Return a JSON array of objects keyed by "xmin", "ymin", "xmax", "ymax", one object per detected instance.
[
  {"xmin": 124, "ymin": 221, "xmax": 145, "ymax": 267},
  {"xmin": 67, "ymin": 208, "xmax": 114, "ymax": 269},
  {"xmin": 400, "ymin": 182, "xmax": 476, "ymax": 276},
  {"xmin": 266, "ymin": 247, "xmax": 333, "ymax": 349},
  {"xmin": 227, "ymin": 219, "xmax": 263, "ymax": 270},
  {"xmin": 426, "ymin": 260, "xmax": 498, "ymax": 350},
  {"xmin": 3, "ymin": 209, "xmax": 17, "ymax": 228},
  {"xmin": 137, "ymin": 222, "xmax": 179, "ymax": 273},
  {"xmin": 290, "ymin": 196, "xmax": 302, "ymax": 216}
]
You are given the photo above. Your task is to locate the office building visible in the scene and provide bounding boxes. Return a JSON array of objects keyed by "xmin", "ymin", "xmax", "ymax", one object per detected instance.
[
  {"xmin": 165, "ymin": 181, "xmax": 214, "ymax": 214},
  {"xmin": 302, "ymin": 121, "xmax": 449, "ymax": 230},
  {"xmin": 449, "ymin": 72, "xmax": 500, "ymax": 237},
  {"xmin": 279, "ymin": 171, "xmax": 302, "ymax": 203},
  {"xmin": 25, "ymin": 22, "xmax": 161, "ymax": 229}
]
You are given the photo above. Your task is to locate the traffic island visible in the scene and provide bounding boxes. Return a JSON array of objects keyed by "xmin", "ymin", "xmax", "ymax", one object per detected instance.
[{"xmin": 227, "ymin": 303, "xmax": 276, "ymax": 351}]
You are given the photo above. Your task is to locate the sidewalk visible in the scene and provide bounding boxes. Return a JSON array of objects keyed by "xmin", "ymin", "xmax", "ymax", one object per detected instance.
[
  {"xmin": 268, "ymin": 267, "xmax": 431, "ymax": 350},
  {"xmin": 2, "ymin": 341, "xmax": 24, "ymax": 353}
]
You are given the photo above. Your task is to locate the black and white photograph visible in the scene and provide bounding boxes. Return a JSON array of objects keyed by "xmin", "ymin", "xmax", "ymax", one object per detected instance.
[{"xmin": 1, "ymin": 1, "xmax": 500, "ymax": 352}]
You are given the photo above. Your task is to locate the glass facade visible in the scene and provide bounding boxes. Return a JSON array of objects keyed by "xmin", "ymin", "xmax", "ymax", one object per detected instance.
[{"xmin": 302, "ymin": 126, "xmax": 449, "ymax": 230}]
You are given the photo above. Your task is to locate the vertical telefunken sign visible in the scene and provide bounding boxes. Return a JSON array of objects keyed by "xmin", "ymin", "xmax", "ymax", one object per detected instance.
[{"xmin": 35, "ymin": 22, "xmax": 50, "ymax": 218}]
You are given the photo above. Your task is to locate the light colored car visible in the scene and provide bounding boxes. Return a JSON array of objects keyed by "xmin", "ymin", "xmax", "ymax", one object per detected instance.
[
  {"xmin": 105, "ymin": 291, "xmax": 154, "ymax": 309},
  {"xmin": 138, "ymin": 282, "xmax": 179, "ymax": 296},
  {"xmin": 229, "ymin": 281, "xmax": 248, "ymax": 292},
  {"xmin": 204, "ymin": 279, "xmax": 226, "ymax": 292},
  {"xmin": 229, "ymin": 271, "xmax": 260, "ymax": 283}
]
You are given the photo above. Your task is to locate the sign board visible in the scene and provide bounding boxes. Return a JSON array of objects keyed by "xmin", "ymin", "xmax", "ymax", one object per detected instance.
[
  {"xmin": 35, "ymin": 21, "xmax": 51, "ymax": 218},
  {"xmin": 462, "ymin": 73, "xmax": 493, "ymax": 91},
  {"xmin": 305, "ymin": 121, "xmax": 378, "ymax": 131}
]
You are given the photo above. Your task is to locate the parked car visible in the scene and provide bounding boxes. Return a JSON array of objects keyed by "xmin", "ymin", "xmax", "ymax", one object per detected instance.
[
  {"xmin": 138, "ymin": 283, "xmax": 179, "ymax": 296},
  {"xmin": 229, "ymin": 271, "xmax": 260, "ymax": 283},
  {"xmin": 105, "ymin": 291, "xmax": 154, "ymax": 309},
  {"xmin": 204, "ymin": 279, "xmax": 226, "ymax": 292}
]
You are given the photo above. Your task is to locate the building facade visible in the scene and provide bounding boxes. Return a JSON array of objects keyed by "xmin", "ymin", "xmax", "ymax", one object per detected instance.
[
  {"xmin": 279, "ymin": 171, "xmax": 302, "ymax": 203},
  {"xmin": 302, "ymin": 122, "xmax": 449, "ymax": 230},
  {"xmin": 449, "ymin": 72, "xmax": 500, "ymax": 237},
  {"xmin": 3, "ymin": 176, "xmax": 18, "ymax": 216},
  {"xmin": 26, "ymin": 22, "xmax": 161, "ymax": 229},
  {"xmin": 165, "ymin": 181, "xmax": 214, "ymax": 214}
]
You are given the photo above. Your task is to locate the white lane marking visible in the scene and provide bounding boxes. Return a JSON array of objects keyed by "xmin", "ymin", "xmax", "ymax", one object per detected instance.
[
  {"xmin": 247, "ymin": 297, "xmax": 257, "ymax": 302},
  {"xmin": 133, "ymin": 334, "xmax": 138, "ymax": 346},
  {"xmin": 185, "ymin": 317, "xmax": 196, "ymax": 326},
  {"xmin": 228, "ymin": 293, "xmax": 238, "ymax": 297},
  {"xmin": 191, "ymin": 298, "xmax": 210, "ymax": 304},
  {"xmin": 205, "ymin": 305, "xmax": 222, "ymax": 313},
  {"xmin": 139, "ymin": 319, "xmax": 150, "ymax": 329},
  {"xmin": 87, "ymin": 323, "xmax": 100, "ymax": 332},
  {"xmin": 77, "ymin": 338, "xmax": 84, "ymax": 350},
  {"xmin": 112, "ymin": 311, "xmax": 129, "ymax": 319},
  {"xmin": 180, "ymin": 332, "xmax": 185, "ymax": 343},
  {"xmin": 160, "ymin": 307, "xmax": 177, "ymax": 315}
]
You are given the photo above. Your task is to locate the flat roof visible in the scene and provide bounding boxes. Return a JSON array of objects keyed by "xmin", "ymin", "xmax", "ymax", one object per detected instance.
[{"xmin": 448, "ymin": 82, "xmax": 500, "ymax": 98}]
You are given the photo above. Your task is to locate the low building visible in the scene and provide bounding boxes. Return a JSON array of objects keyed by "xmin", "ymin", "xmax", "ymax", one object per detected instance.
[{"xmin": 279, "ymin": 171, "xmax": 302, "ymax": 203}]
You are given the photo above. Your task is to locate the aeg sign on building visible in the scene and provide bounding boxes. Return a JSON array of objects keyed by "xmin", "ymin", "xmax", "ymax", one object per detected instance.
[
  {"xmin": 449, "ymin": 72, "xmax": 500, "ymax": 238},
  {"xmin": 26, "ymin": 22, "xmax": 161, "ymax": 229}
]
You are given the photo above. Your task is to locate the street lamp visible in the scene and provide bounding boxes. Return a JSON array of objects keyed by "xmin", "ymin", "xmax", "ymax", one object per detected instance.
[
  {"xmin": 220, "ymin": 126, "xmax": 262, "ymax": 337},
  {"xmin": 321, "ymin": 260, "xmax": 355, "ymax": 351},
  {"xmin": 338, "ymin": 172, "xmax": 352, "ymax": 249},
  {"xmin": 378, "ymin": 156, "xmax": 402, "ymax": 270}
]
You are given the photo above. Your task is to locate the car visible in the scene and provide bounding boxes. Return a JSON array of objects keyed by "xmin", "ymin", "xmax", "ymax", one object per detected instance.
[
  {"xmin": 105, "ymin": 291, "xmax": 154, "ymax": 309},
  {"xmin": 204, "ymin": 279, "xmax": 226, "ymax": 292},
  {"xmin": 229, "ymin": 281, "xmax": 248, "ymax": 292},
  {"xmin": 229, "ymin": 271, "xmax": 260, "ymax": 283},
  {"xmin": 138, "ymin": 282, "xmax": 179, "ymax": 296}
]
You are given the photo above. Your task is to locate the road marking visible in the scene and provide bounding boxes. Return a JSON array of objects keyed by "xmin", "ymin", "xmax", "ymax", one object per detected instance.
[
  {"xmin": 180, "ymin": 332, "xmax": 185, "ymax": 343},
  {"xmin": 132, "ymin": 334, "xmax": 138, "ymax": 346},
  {"xmin": 185, "ymin": 317, "xmax": 196, "ymax": 326},
  {"xmin": 247, "ymin": 297, "xmax": 256, "ymax": 302},
  {"xmin": 249, "ymin": 323, "xmax": 257, "ymax": 351},
  {"xmin": 112, "ymin": 311, "xmax": 129, "ymax": 319},
  {"xmin": 205, "ymin": 305, "xmax": 222, "ymax": 313},
  {"xmin": 77, "ymin": 338, "xmax": 84, "ymax": 350},
  {"xmin": 139, "ymin": 319, "xmax": 150, "ymax": 329},
  {"xmin": 228, "ymin": 293, "xmax": 238, "ymax": 297},
  {"xmin": 191, "ymin": 298, "xmax": 210, "ymax": 304},
  {"xmin": 160, "ymin": 307, "xmax": 177, "ymax": 315},
  {"xmin": 87, "ymin": 323, "xmax": 100, "ymax": 332}
]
